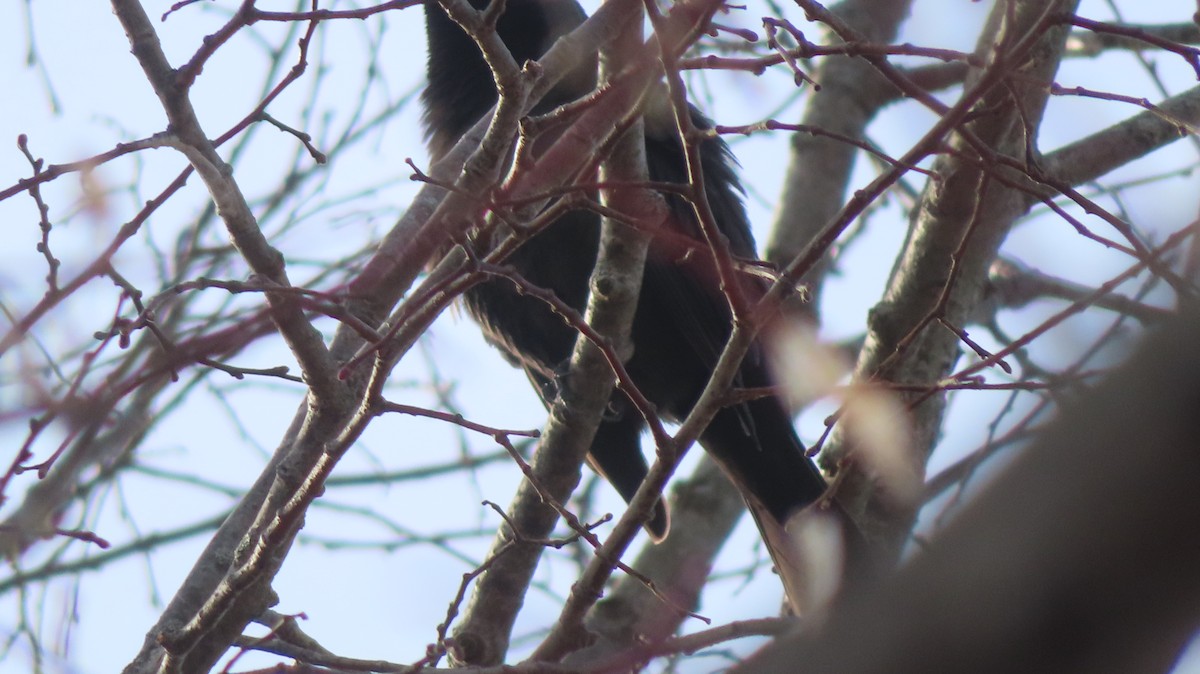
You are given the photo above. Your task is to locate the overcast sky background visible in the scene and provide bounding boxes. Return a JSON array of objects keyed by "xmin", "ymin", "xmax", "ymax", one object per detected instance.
[{"xmin": 0, "ymin": 1, "xmax": 1197, "ymax": 672}]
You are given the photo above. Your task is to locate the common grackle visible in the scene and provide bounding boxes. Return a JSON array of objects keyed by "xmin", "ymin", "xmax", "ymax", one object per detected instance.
[{"xmin": 422, "ymin": 0, "xmax": 830, "ymax": 549}]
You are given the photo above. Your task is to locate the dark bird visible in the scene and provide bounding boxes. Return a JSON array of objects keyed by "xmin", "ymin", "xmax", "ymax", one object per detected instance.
[{"xmin": 422, "ymin": 0, "xmax": 831, "ymax": 556}]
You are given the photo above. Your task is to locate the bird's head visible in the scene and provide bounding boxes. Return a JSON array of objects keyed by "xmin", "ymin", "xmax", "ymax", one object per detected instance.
[{"xmin": 421, "ymin": 0, "xmax": 594, "ymax": 160}]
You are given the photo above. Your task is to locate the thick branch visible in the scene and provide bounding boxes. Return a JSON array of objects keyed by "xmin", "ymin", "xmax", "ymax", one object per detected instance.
[
  {"xmin": 565, "ymin": 457, "xmax": 746, "ymax": 666},
  {"xmin": 110, "ymin": 0, "xmax": 338, "ymax": 396},
  {"xmin": 764, "ymin": 0, "xmax": 914, "ymax": 312},
  {"xmin": 448, "ymin": 5, "xmax": 660, "ymax": 664},
  {"xmin": 821, "ymin": 0, "xmax": 1081, "ymax": 558}
]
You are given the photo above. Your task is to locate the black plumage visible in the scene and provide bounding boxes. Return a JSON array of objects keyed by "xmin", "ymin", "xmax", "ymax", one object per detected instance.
[{"xmin": 422, "ymin": 0, "xmax": 829, "ymax": 543}]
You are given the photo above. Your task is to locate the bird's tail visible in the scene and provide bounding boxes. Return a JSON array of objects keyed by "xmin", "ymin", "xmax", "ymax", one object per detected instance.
[
  {"xmin": 700, "ymin": 394, "xmax": 827, "ymax": 524},
  {"xmin": 701, "ymin": 394, "xmax": 854, "ymax": 613}
]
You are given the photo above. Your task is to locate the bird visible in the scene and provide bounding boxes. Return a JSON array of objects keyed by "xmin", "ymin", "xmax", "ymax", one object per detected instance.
[{"xmin": 422, "ymin": 0, "xmax": 832, "ymax": 556}]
